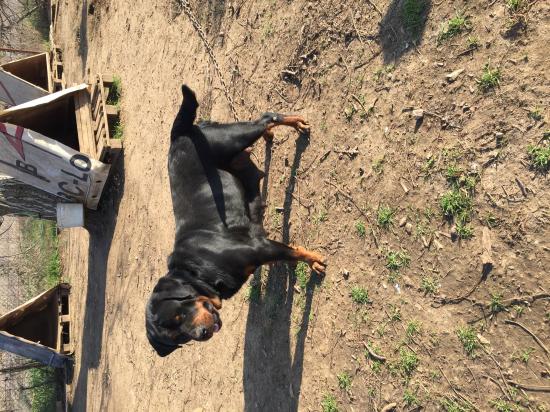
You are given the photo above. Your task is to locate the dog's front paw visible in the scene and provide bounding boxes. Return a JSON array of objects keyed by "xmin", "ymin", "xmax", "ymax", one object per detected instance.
[
  {"xmin": 292, "ymin": 246, "xmax": 327, "ymax": 274},
  {"xmin": 310, "ymin": 259, "xmax": 327, "ymax": 274},
  {"xmin": 293, "ymin": 118, "xmax": 310, "ymax": 134}
]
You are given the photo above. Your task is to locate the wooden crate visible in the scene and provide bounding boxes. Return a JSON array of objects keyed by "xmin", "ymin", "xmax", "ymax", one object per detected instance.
[{"xmin": 74, "ymin": 74, "xmax": 122, "ymax": 163}]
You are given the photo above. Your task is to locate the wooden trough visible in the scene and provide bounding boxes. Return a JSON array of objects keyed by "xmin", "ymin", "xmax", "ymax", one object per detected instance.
[
  {"xmin": 1, "ymin": 52, "xmax": 53, "ymax": 93},
  {"xmin": 0, "ymin": 283, "xmax": 74, "ymax": 362}
]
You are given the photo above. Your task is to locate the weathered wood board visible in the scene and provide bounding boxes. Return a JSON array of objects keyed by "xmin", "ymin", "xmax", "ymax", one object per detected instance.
[{"xmin": 0, "ymin": 69, "xmax": 49, "ymax": 107}]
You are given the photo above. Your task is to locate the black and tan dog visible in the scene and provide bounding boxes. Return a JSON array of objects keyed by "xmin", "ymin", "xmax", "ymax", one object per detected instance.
[{"xmin": 145, "ymin": 85, "xmax": 327, "ymax": 356}]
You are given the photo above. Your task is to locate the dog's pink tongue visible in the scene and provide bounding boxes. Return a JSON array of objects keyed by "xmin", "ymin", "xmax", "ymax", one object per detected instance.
[{"xmin": 213, "ymin": 324, "xmax": 220, "ymax": 333}]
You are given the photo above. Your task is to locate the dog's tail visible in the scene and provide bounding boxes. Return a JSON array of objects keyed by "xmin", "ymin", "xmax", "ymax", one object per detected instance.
[{"xmin": 171, "ymin": 85, "xmax": 199, "ymax": 139}]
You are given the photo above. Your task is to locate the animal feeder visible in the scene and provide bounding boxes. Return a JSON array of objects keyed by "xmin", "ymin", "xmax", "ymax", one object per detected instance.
[{"xmin": 0, "ymin": 283, "xmax": 73, "ymax": 368}]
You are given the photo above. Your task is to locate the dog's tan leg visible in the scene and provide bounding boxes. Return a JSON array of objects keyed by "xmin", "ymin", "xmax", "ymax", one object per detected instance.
[{"xmin": 291, "ymin": 246, "xmax": 327, "ymax": 273}]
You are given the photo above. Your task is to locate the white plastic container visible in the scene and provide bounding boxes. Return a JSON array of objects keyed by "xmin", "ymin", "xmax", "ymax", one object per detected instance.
[{"xmin": 56, "ymin": 203, "xmax": 84, "ymax": 228}]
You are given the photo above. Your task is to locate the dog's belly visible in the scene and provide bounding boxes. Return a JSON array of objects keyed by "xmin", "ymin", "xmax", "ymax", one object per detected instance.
[{"xmin": 171, "ymin": 168, "xmax": 251, "ymax": 231}]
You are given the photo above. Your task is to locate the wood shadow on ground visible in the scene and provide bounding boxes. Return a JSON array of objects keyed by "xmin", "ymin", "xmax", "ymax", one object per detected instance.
[
  {"xmin": 379, "ymin": 0, "xmax": 432, "ymax": 64},
  {"xmin": 69, "ymin": 154, "xmax": 125, "ymax": 411},
  {"xmin": 243, "ymin": 134, "xmax": 322, "ymax": 412}
]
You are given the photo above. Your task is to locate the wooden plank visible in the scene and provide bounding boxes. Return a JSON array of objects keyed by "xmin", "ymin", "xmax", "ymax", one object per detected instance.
[
  {"xmin": 98, "ymin": 76, "xmax": 111, "ymax": 141},
  {"xmin": 90, "ymin": 82, "xmax": 99, "ymax": 117},
  {"xmin": 79, "ymin": 91, "xmax": 96, "ymax": 159},
  {"xmin": 45, "ymin": 52, "xmax": 53, "ymax": 93},
  {"xmin": 0, "ymin": 331, "xmax": 72, "ymax": 369},
  {"xmin": 106, "ymin": 104, "xmax": 118, "ymax": 116},
  {"xmin": 0, "ymin": 70, "xmax": 49, "ymax": 107}
]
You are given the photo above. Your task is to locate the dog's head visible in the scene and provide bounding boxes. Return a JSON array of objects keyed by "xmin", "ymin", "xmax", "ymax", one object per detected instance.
[{"xmin": 145, "ymin": 276, "xmax": 222, "ymax": 357}]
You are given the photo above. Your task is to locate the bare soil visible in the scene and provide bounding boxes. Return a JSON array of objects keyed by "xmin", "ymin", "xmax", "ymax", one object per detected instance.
[{"xmin": 56, "ymin": 0, "xmax": 549, "ymax": 410}]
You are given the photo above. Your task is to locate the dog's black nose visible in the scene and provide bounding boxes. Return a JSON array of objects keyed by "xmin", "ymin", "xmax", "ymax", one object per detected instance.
[{"xmin": 200, "ymin": 327, "xmax": 209, "ymax": 339}]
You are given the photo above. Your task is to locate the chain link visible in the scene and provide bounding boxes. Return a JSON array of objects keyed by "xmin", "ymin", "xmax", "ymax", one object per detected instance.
[{"xmin": 176, "ymin": 0, "xmax": 240, "ymax": 122}]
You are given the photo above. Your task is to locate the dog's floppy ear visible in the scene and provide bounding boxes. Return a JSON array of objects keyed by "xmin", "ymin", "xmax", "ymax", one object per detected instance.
[
  {"xmin": 146, "ymin": 329, "xmax": 180, "ymax": 357},
  {"xmin": 146, "ymin": 276, "xmax": 197, "ymax": 357},
  {"xmin": 152, "ymin": 276, "xmax": 196, "ymax": 302}
]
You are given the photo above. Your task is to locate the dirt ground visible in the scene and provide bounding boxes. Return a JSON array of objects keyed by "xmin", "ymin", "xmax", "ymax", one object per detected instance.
[{"xmin": 56, "ymin": 0, "xmax": 549, "ymax": 411}]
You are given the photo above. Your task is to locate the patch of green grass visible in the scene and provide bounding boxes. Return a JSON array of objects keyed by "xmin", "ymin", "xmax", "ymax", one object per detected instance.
[
  {"xmin": 506, "ymin": 0, "xmax": 524, "ymax": 12},
  {"xmin": 491, "ymin": 399, "xmax": 517, "ymax": 412},
  {"xmin": 490, "ymin": 293, "xmax": 505, "ymax": 314},
  {"xmin": 421, "ymin": 276, "xmax": 439, "ymax": 295},
  {"xmin": 513, "ymin": 347, "xmax": 534, "ymax": 364},
  {"xmin": 406, "ymin": 320, "xmax": 421, "ymax": 340},
  {"xmin": 24, "ymin": 0, "xmax": 49, "ymax": 41},
  {"xmin": 351, "ymin": 286, "xmax": 370, "ymax": 304},
  {"xmin": 528, "ymin": 144, "xmax": 550, "ymax": 172},
  {"xmin": 295, "ymin": 262, "xmax": 310, "ymax": 290},
  {"xmin": 385, "ymin": 250, "xmax": 411, "ymax": 272},
  {"xmin": 30, "ymin": 367, "xmax": 56, "ymax": 412},
  {"xmin": 441, "ymin": 398, "xmax": 472, "ymax": 412},
  {"xmin": 355, "ymin": 220, "xmax": 367, "ymax": 238},
  {"xmin": 445, "ymin": 164, "xmax": 463, "ymax": 185},
  {"xmin": 439, "ymin": 13, "xmax": 470, "ymax": 42},
  {"xmin": 457, "ymin": 326, "xmax": 479, "ymax": 357},
  {"xmin": 321, "ymin": 394, "xmax": 339, "ymax": 412},
  {"xmin": 21, "ymin": 219, "xmax": 61, "ymax": 296},
  {"xmin": 337, "ymin": 372, "xmax": 352, "ymax": 390},
  {"xmin": 377, "ymin": 206, "xmax": 396, "ymax": 229},
  {"xmin": 403, "ymin": 388, "xmax": 420, "ymax": 407},
  {"xmin": 455, "ymin": 221, "xmax": 474, "ymax": 239},
  {"xmin": 112, "ymin": 120, "xmax": 124, "ymax": 140},
  {"xmin": 402, "ymin": 0, "xmax": 427, "ymax": 36},
  {"xmin": 440, "ymin": 189, "xmax": 472, "ymax": 220},
  {"xmin": 399, "ymin": 348, "xmax": 419, "ymax": 377},
  {"xmin": 106, "ymin": 76, "xmax": 122, "ymax": 105},
  {"xmin": 477, "ymin": 64, "xmax": 501, "ymax": 92},
  {"xmin": 371, "ymin": 359, "xmax": 383, "ymax": 373}
]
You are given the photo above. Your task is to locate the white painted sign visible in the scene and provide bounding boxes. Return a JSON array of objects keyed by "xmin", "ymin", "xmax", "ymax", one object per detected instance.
[{"xmin": 0, "ymin": 122, "xmax": 110, "ymax": 210}]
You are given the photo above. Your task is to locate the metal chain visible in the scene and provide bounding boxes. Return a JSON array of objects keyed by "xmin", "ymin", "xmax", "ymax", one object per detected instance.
[{"xmin": 176, "ymin": 0, "xmax": 240, "ymax": 122}]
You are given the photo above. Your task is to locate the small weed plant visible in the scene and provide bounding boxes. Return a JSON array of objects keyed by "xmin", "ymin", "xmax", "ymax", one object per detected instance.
[
  {"xmin": 351, "ymin": 286, "xmax": 370, "ymax": 304},
  {"xmin": 377, "ymin": 206, "xmax": 396, "ymax": 229},
  {"xmin": 478, "ymin": 64, "xmax": 501, "ymax": 92},
  {"xmin": 385, "ymin": 250, "xmax": 411, "ymax": 272},
  {"xmin": 337, "ymin": 372, "xmax": 352, "ymax": 390},
  {"xmin": 406, "ymin": 320, "xmax": 421, "ymax": 340},
  {"xmin": 439, "ymin": 13, "xmax": 470, "ymax": 42},
  {"xmin": 321, "ymin": 394, "xmax": 339, "ymax": 412},
  {"xmin": 399, "ymin": 348, "xmax": 419, "ymax": 377},
  {"xmin": 421, "ymin": 276, "xmax": 439, "ymax": 295},
  {"xmin": 457, "ymin": 326, "xmax": 479, "ymax": 357},
  {"xmin": 355, "ymin": 220, "xmax": 367, "ymax": 238},
  {"xmin": 528, "ymin": 143, "xmax": 550, "ymax": 172},
  {"xmin": 403, "ymin": 388, "xmax": 419, "ymax": 407},
  {"xmin": 490, "ymin": 293, "xmax": 505, "ymax": 314}
]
